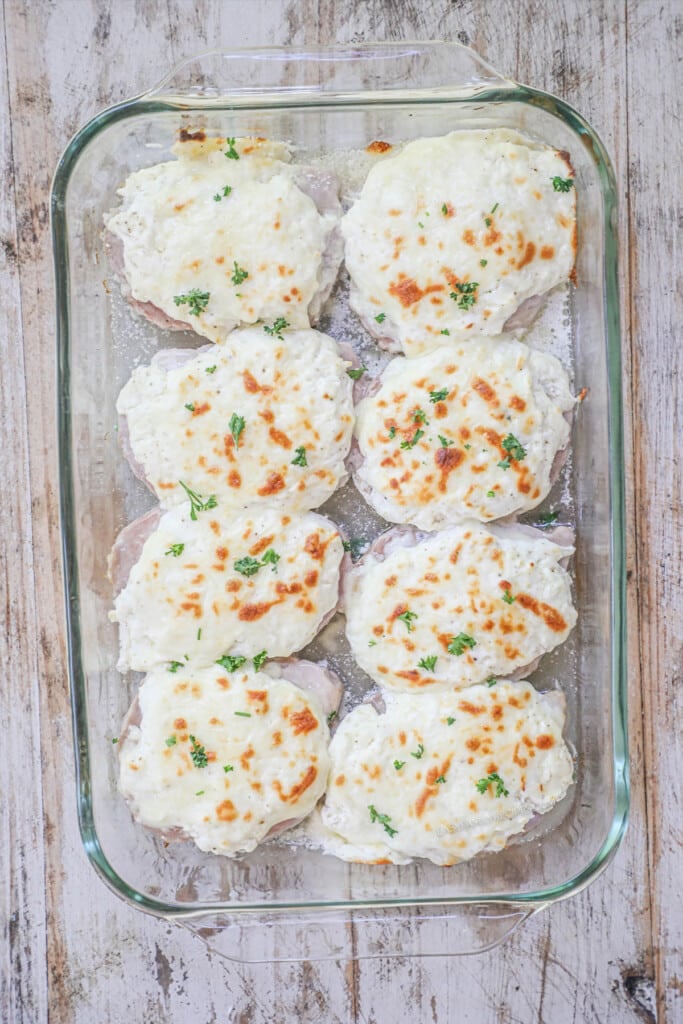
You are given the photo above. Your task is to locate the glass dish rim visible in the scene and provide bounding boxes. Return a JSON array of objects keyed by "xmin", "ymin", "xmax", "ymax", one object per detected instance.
[{"xmin": 51, "ymin": 41, "xmax": 628, "ymax": 920}]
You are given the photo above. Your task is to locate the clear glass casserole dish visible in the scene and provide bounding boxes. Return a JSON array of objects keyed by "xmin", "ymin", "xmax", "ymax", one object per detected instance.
[{"xmin": 52, "ymin": 42, "xmax": 628, "ymax": 960}]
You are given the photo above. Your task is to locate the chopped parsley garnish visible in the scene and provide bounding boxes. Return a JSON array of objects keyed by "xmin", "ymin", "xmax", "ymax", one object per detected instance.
[
  {"xmin": 486, "ymin": 490, "xmax": 495, "ymax": 498},
  {"xmin": 485, "ymin": 217, "xmax": 492, "ymax": 227},
  {"xmin": 552, "ymin": 176, "xmax": 574, "ymax": 192},
  {"xmin": 231, "ymin": 261, "xmax": 249, "ymax": 285},
  {"xmin": 213, "ymin": 185, "xmax": 233, "ymax": 201},
  {"xmin": 165, "ymin": 736, "xmax": 177, "ymax": 747},
  {"xmin": 480, "ymin": 259, "xmax": 488, "ymax": 267},
  {"xmin": 450, "ymin": 281, "xmax": 479, "ymax": 310},
  {"xmin": 205, "ymin": 365, "xmax": 217, "ymax": 374},
  {"xmin": 197, "ymin": 628, "xmax": 202, "ymax": 641},
  {"xmin": 229, "ymin": 412, "xmax": 245, "ymax": 448},
  {"xmin": 346, "ymin": 365, "xmax": 367, "ymax": 380},
  {"xmin": 438, "ymin": 434, "xmax": 454, "ymax": 447},
  {"xmin": 375, "ymin": 312, "xmax": 387, "ymax": 324},
  {"xmin": 173, "ymin": 289, "xmax": 210, "ymax": 317},
  {"xmin": 501, "ymin": 433, "xmax": 527, "ymax": 462},
  {"xmin": 486, "ymin": 676, "xmax": 497, "ymax": 687},
  {"xmin": 502, "ymin": 590, "xmax": 515, "ymax": 605},
  {"xmin": 234, "ymin": 549, "xmax": 279, "ymax": 577},
  {"xmin": 165, "ymin": 543, "xmax": 184, "ymax": 557},
  {"xmin": 539, "ymin": 510, "xmax": 560, "ymax": 526},
  {"xmin": 216, "ymin": 654, "xmax": 247, "ymax": 672},
  {"xmin": 397, "ymin": 610, "xmax": 418, "ymax": 632},
  {"xmin": 400, "ymin": 428, "xmax": 425, "ymax": 450},
  {"xmin": 368, "ymin": 804, "xmax": 398, "ymax": 838},
  {"xmin": 167, "ymin": 661, "xmax": 183, "ymax": 673},
  {"xmin": 253, "ymin": 650, "xmax": 268, "ymax": 671},
  {"xmin": 189, "ymin": 735, "xmax": 208, "ymax": 768},
  {"xmin": 112, "ymin": 737, "xmax": 118, "ymax": 744},
  {"xmin": 490, "ymin": 202, "xmax": 499, "ymax": 214},
  {"xmin": 440, "ymin": 328, "xmax": 451, "ymax": 336},
  {"xmin": 417, "ymin": 221, "xmax": 424, "ymax": 228},
  {"xmin": 476, "ymin": 772, "xmax": 509, "ymax": 798},
  {"xmin": 223, "ymin": 764, "xmax": 234, "ymax": 773},
  {"xmin": 413, "ymin": 409, "xmax": 428, "ymax": 426},
  {"xmin": 178, "ymin": 479, "xmax": 217, "ymax": 520},
  {"xmin": 368, "ymin": 639, "xmax": 377, "ymax": 647},
  {"xmin": 429, "ymin": 388, "xmax": 449, "ymax": 403},
  {"xmin": 342, "ymin": 537, "xmax": 367, "ymax": 560},
  {"xmin": 291, "ymin": 446, "xmax": 307, "ymax": 467},
  {"xmin": 393, "ymin": 760, "xmax": 406, "ymax": 770},
  {"xmin": 234, "ymin": 711, "xmax": 252, "ymax": 718},
  {"xmin": 446, "ymin": 716, "xmax": 455, "ymax": 725},
  {"xmin": 184, "ymin": 402, "xmax": 195, "ymax": 412},
  {"xmin": 447, "ymin": 633, "xmax": 477, "ymax": 656},
  {"xmin": 388, "ymin": 426, "xmax": 396, "ymax": 439},
  {"xmin": 418, "ymin": 655, "xmax": 438, "ymax": 672},
  {"xmin": 441, "ymin": 203, "xmax": 448, "ymax": 215},
  {"xmin": 435, "ymin": 775, "xmax": 446, "ymax": 784},
  {"xmin": 498, "ymin": 457, "xmax": 512, "ymax": 470},
  {"xmin": 263, "ymin": 317, "xmax": 289, "ymax": 340},
  {"xmin": 410, "ymin": 743, "xmax": 425, "ymax": 760},
  {"xmin": 195, "ymin": 790, "xmax": 204, "ymax": 796},
  {"xmin": 224, "ymin": 137, "xmax": 239, "ymax": 160},
  {"xmin": 326, "ymin": 710, "xmax": 337, "ymax": 726}
]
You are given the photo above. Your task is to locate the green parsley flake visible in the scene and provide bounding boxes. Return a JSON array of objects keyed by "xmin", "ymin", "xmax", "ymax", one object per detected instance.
[
  {"xmin": 476, "ymin": 772, "xmax": 509, "ymax": 797},
  {"xmin": 229, "ymin": 412, "xmax": 245, "ymax": 448},
  {"xmin": 213, "ymin": 185, "xmax": 233, "ymax": 201},
  {"xmin": 486, "ymin": 676, "xmax": 497, "ymax": 687},
  {"xmin": 485, "ymin": 217, "xmax": 492, "ymax": 227},
  {"xmin": 205, "ymin": 365, "xmax": 217, "ymax": 374},
  {"xmin": 291, "ymin": 446, "xmax": 307, "ymax": 467},
  {"xmin": 435, "ymin": 775, "xmax": 446, "ymax": 784},
  {"xmin": 216, "ymin": 654, "xmax": 247, "ymax": 672},
  {"xmin": 231, "ymin": 261, "xmax": 249, "ymax": 285},
  {"xmin": 411, "ymin": 743, "xmax": 425, "ymax": 760},
  {"xmin": 253, "ymin": 650, "xmax": 268, "ymax": 671},
  {"xmin": 233, "ymin": 548, "xmax": 279, "ymax": 577},
  {"xmin": 184, "ymin": 402, "xmax": 195, "ymax": 412},
  {"xmin": 173, "ymin": 289, "xmax": 210, "ymax": 317},
  {"xmin": 167, "ymin": 661, "xmax": 183, "ymax": 673},
  {"xmin": 397, "ymin": 610, "xmax": 418, "ymax": 632},
  {"xmin": 165, "ymin": 543, "xmax": 184, "ymax": 557},
  {"xmin": 429, "ymin": 388, "xmax": 449, "ymax": 403},
  {"xmin": 418, "ymin": 655, "xmax": 438, "ymax": 672},
  {"xmin": 375, "ymin": 312, "xmax": 387, "ymax": 324},
  {"xmin": 178, "ymin": 480, "xmax": 217, "ymax": 520},
  {"xmin": 393, "ymin": 760, "xmax": 406, "ymax": 770},
  {"xmin": 498, "ymin": 457, "xmax": 512, "ymax": 470},
  {"xmin": 112, "ymin": 737, "xmax": 118, "ymax": 744},
  {"xmin": 447, "ymin": 633, "xmax": 476, "ymax": 656},
  {"xmin": 165, "ymin": 736, "xmax": 177, "ymax": 748},
  {"xmin": 189, "ymin": 735, "xmax": 208, "ymax": 768},
  {"xmin": 438, "ymin": 434, "xmax": 454, "ymax": 447},
  {"xmin": 464, "ymin": 443, "xmax": 472, "ymax": 450},
  {"xmin": 490, "ymin": 202, "xmax": 499, "ymax": 214},
  {"xmin": 223, "ymin": 764, "xmax": 234, "ymax": 773},
  {"xmin": 449, "ymin": 281, "xmax": 479, "ymax": 310},
  {"xmin": 234, "ymin": 711, "xmax": 252, "ymax": 718},
  {"xmin": 388, "ymin": 426, "xmax": 396, "ymax": 439},
  {"xmin": 224, "ymin": 137, "xmax": 239, "ymax": 160},
  {"xmin": 480, "ymin": 259, "xmax": 488, "ymax": 267},
  {"xmin": 347, "ymin": 366, "xmax": 367, "ymax": 380},
  {"xmin": 441, "ymin": 203, "xmax": 448, "ymax": 215},
  {"xmin": 501, "ymin": 433, "xmax": 527, "ymax": 462},
  {"xmin": 502, "ymin": 590, "xmax": 515, "ymax": 605},
  {"xmin": 342, "ymin": 537, "xmax": 367, "ymax": 560},
  {"xmin": 327, "ymin": 710, "xmax": 337, "ymax": 726},
  {"xmin": 539, "ymin": 510, "xmax": 560, "ymax": 526},
  {"xmin": 446, "ymin": 716, "xmax": 455, "ymax": 725},
  {"xmin": 552, "ymin": 176, "xmax": 574, "ymax": 192},
  {"xmin": 263, "ymin": 317, "xmax": 289, "ymax": 340},
  {"xmin": 195, "ymin": 790, "xmax": 204, "ymax": 796},
  {"xmin": 400, "ymin": 428, "xmax": 425, "ymax": 450},
  {"xmin": 487, "ymin": 490, "xmax": 495, "ymax": 498},
  {"xmin": 368, "ymin": 804, "xmax": 398, "ymax": 837},
  {"xmin": 440, "ymin": 329, "xmax": 451, "ymax": 336}
]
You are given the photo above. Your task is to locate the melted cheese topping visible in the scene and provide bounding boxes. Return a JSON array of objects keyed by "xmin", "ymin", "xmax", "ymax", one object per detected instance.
[
  {"xmin": 354, "ymin": 338, "xmax": 574, "ymax": 529},
  {"xmin": 105, "ymin": 137, "xmax": 339, "ymax": 341},
  {"xmin": 119, "ymin": 662, "xmax": 330, "ymax": 856},
  {"xmin": 319, "ymin": 682, "xmax": 572, "ymax": 865},
  {"xmin": 344, "ymin": 523, "xmax": 576, "ymax": 691},
  {"xmin": 342, "ymin": 129, "xmax": 576, "ymax": 356},
  {"xmin": 113, "ymin": 507, "xmax": 343, "ymax": 672},
  {"xmin": 118, "ymin": 328, "xmax": 354, "ymax": 512}
]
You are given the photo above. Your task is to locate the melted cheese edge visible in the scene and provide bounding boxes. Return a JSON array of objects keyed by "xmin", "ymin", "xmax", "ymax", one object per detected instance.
[
  {"xmin": 344, "ymin": 522, "xmax": 576, "ymax": 691},
  {"xmin": 113, "ymin": 507, "xmax": 343, "ymax": 672},
  {"xmin": 119, "ymin": 663, "xmax": 330, "ymax": 856},
  {"xmin": 105, "ymin": 137, "xmax": 338, "ymax": 341},
  {"xmin": 354, "ymin": 338, "xmax": 574, "ymax": 529},
  {"xmin": 319, "ymin": 682, "xmax": 572, "ymax": 865},
  {"xmin": 342, "ymin": 129, "xmax": 577, "ymax": 356},
  {"xmin": 118, "ymin": 328, "xmax": 354, "ymax": 512}
]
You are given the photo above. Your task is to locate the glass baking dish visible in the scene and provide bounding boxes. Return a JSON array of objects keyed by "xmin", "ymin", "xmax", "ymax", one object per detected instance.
[{"xmin": 52, "ymin": 43, "xmax": 628, "ymax": 960}]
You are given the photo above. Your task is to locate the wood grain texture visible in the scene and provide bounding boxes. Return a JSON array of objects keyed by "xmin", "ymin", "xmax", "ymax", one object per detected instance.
[{"xmin": 1, "ymin": 0, "xmax": 680, "ymax": 1021}]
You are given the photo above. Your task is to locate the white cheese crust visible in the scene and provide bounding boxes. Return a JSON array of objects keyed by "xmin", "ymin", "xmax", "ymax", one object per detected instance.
[
  {"xmin": 342, "ymin": 129, "xmax": 576, "ymax": 356},
  {"xmin": 105, "ymin": 137, "xmax": 340, "ymax": 341},
  {"xmin": 319, "ymin": 682, "xmax": 573, "ymax": 865},
  {"xmin": 119, "ymin": 662, "xmax": 331, "ymax": 856},
  {"xmin": 112, "ymin": 506, "xmax": 343, "ymax": 672},
  {"xmin": 117, "ymin": 328, "xmax": 354, "ymax": 512},
  {"xmin": 353, "ymin": 338, "xmax": 574, "ymax": 529},
  {"xmin": 344, "ymin": 522, "xmax": 576, "ymax": 692}
]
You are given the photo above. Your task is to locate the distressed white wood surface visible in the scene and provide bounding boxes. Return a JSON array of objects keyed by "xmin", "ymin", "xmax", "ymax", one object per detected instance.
[{"xmin": 1, "ymin": 0, "xmax": 680, "ymax": 1020}]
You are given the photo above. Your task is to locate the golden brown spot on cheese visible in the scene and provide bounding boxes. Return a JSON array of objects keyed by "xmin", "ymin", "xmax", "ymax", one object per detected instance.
[
  {"xmin": 558, "ymin": 213, "xmax": 571, "ymax": 229},
  {"xmin": 269, "ymin": 426, "xmax": 292, "ymax": 449},
  {"xmin": 458, "ymin": 700, "xmax": 485, "ymax": 716},
  {"xmin": 372, "ymin": 625, "xmax": 383, "ymax": 637},
  {"xmin": 226, "ymin": 580, "xmax": 241, "ymax": 593},
  {"xmin": 385, "ymin": 575, "xmax": 398, "ymax": 587},
  {"xmin": 415, "ymin": 756, "xmax": 452, "ymax": 818},
  {"xmin": 228, "ymin": 470, "xmax": 241, "ymax": 488},
  {"xmin": 215, "ymin": 255, "xmax": 225, "ymax": 265},
  {"xmin": 217, "ymin": 677, "xmax": 230, "ymax": 690},
  {"xmin": 465, "ymin": 737, "xmax": 481, "ymax": 751},
  {"xmin": 516, "ymin": 593, "xmax": 568, "ymax": 632},
  {"xmin": 367, "ymin": 140, "xmax": 392, "ymax": 153},
  {"xmin": 472, "ymin": 378, "xmax": 498, "ymax": 405},
  {"xmin": 397, "ymin": 669, "xmax": 420, "ymax": 683},
  {"xmin": 462, "ymin": 229, "xmax": 476, "ymax": 246},
  {"xmin": 275, "ymin": 581, "xmax": 302, "ymax": 596},
  {"xmin": 190, "ymin": 402, "xmax": 210, "ymax": 418},
  {"xmin": 249, "ymin": 534, "xmax": 275, "ymax": 557},
  {"xmin": 274, "ymin": 765, "xmax": 317, "ymax": 803},
  {"xmin": 435, "ymin": 445, "xmax": 464, "ymax": 492},
  {"xmin": 509, "ymin": 395, "xmax": 526, "ymax": 412},
  {"xmin": 209, "ymin": 521, "xmax": 220, "ymax": 535},
  {"xmin": 179, "ymin": 128, "xmax": 206, "ymax": 142},
  {"xmin": 271, "ymin": 730, "xmax": 282, "ymax": 747},
  {"xmin": 215, "ymin": 799, "xmax": 238, "ymax": 822},
  {"xmin": 540, "ymin": 245, "xmax": 555, "ymax": 260},
  {"xmin": 257, "ymin": 473, "xmax": 285, "ymax": 497},
  {"xmin": 180, "ymin": 600, "xmax": 202, "ymax": 618},
  {"xmin": 304, "ymin": 570, "xmax": 318, "ymax": 587},
  {"xmin": 536, "ymin": 733, "xmax": 555, "ymax": 749},
  {"xmin": 289, "ymin": 707, "xmax": 319, "ymax": 735},
  {"xmin": 239, "ymin": 746, "xmax": 255, "ymax": 771},
  {"xmin": 174, "ymin": 718, "xmax": 187, "ymax": 729},
  {"xmin": 259, "ymin": 409, "xmax": 275, "ymax": 424},
  {"xmin": 442, "ymin": 203, "xmax": 455, "ymax": 218},
  {"xmin": 238, "ymin": 601, "xmax": 276, "ymax": 622},
  {"xmin": 335, "ymin": 774, "xmax": 346, "ymax": 786},
  {"xmin": 304, "ymin": 532, "xmax": 332, "ymax": 561},
  {"xmin": 517, "ymin": 241, "xmax": 536, "ymax": 270}
]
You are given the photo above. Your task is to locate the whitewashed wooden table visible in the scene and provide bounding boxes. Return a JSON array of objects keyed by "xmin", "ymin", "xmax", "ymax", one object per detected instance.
[{"xmin": 2, "ymin": 1, "xmax": 681, "ymax": 1020}]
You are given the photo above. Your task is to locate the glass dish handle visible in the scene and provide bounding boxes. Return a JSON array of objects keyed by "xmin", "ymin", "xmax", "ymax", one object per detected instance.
[
  {"xmin": 176, "ymin": 902, "xmax": 545, "ymax": 962},
  {"xmin": 144, "ymin": 43, "xmax": 514, "ymax": 103}
]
